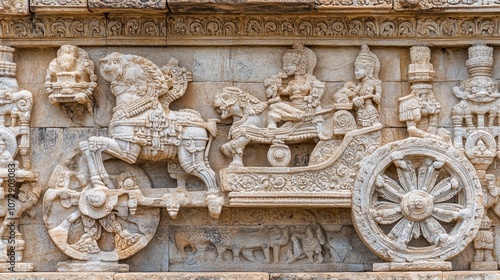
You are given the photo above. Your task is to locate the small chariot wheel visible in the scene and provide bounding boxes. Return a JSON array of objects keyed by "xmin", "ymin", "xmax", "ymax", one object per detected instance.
[
  {"xmin": 268, "ymin": 143, "xmax": 291, "ymax": 167},
  {"xmin": 352, "ymin": 138, "xmax": 483, "ymax": 263}
]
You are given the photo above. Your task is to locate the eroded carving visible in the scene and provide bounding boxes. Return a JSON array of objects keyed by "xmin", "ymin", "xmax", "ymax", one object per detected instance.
[
  {"xmin": 43, "ymin": 52, "xmax": 225, "ymax": 271},
  {"xmin": 399, "ymin": 46, "xmax": 449, "ymax": 142},
  {"xmin": 352, "ymin": 138, "xmax": 483, "ymax": 270},
  {"xmin": 45, "ymin": 45, "xmax": 97, "ymax": 118},
  {"xmin": 215, "ymin": 44, "xmax": 382, "ymax": 209},
  {"xmin": 0, "ymin": 45, "xmax": 39, "ymax": 272}
]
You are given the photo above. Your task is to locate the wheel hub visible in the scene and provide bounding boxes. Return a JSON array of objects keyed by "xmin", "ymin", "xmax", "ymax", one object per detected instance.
[{"xmin": 401, "ymin": 190, "xmax": 434, "ymax": 221}]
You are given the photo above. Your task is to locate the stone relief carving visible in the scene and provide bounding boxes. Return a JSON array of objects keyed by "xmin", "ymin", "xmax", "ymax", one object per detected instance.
[
  {"xmin": 45, "ymin": 45, "xmax": 97, "ymax": 118},
  {"xmin": 215, "ymin": 44, "xmax": 382, "ymax": 209},
  {"xmin": 0, "ymin": 15, "xmax": 497, "ymax": 43},
  {"xmin": 449, "ymin": 44, "xmax": 500, "ymax": 271},
  {"xmin": 170, "ymin": 223, "xmax": 371, "ymax": 271},
  {"xmin": 0, "ymin": 45, "xmax": 40, "ymax": 272},
  {"xmin": 0, "ymin": 0, "xmax": 27, "ymax": 14},
  {"xmin": 399, "ymin": 46, "xmax": 449, "ymax": 142},
  {"xmin": 167, "ymin": 15, "xmax": 497, "ymax": 40},
  {"xmin": 43, "ymin": 51, "xmax": 224, "ymax": 271},
  {"xmin": 352, "ymin": 137, "xmax": 483, "ymax": 271}
]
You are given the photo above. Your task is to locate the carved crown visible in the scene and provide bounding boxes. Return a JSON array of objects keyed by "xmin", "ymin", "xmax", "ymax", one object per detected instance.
[
  {"xmin": 0, "ymin": 46, "xmax": 16, "ymax": 77},
  {"xmin": 355, "ymin": 44, "xmax": 380, "ymax": 79},
  {"xmin": 408, "ymin": 46, "xmax": 434, "ymax": 83},
  {"xmin": 282, "ymin": 43, "xmax": 317, "ymax": 75},
  {"xmin": 466, "ymin": 44, "xmax": 493, "ymax": 76}
]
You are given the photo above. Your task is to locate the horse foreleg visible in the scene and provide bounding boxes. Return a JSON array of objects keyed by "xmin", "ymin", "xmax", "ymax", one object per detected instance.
[
  {"xmin": 80, "ymin": 137, "xmax": 141, "ymax": 188},
  {"xmin": 178, "ymin": 138, "xmax": 223, "ymax": 218}
]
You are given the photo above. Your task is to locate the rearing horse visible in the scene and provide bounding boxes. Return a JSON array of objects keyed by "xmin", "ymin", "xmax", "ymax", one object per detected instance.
[{"xmin": 79, "ymin": 52, "xmax": 222, "ymax": 218}]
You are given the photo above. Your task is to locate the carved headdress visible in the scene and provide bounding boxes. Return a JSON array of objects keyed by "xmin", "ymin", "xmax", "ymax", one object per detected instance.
[
  {"xmin": 355, "ymin": 44, "xmax": 380, "ymax": 79},
  {"xmin": 282, "ymin": 43, "xmax": 317, "ymax": 75}
]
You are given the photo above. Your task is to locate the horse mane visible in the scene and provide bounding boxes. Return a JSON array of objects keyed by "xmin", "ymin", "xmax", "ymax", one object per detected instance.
[
  {"xmin": 238, "ymin": 91, "xmax": 267, "ymax": 116},
  {"xmin": 121, "ymin": 54, "xmax": 171, "ymax": 100}
]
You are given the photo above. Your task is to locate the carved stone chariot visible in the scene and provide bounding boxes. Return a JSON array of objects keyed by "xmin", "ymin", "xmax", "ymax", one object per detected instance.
[{"xmin": 39, "ymin": 44, "xmax": 492, "ymax": 272}]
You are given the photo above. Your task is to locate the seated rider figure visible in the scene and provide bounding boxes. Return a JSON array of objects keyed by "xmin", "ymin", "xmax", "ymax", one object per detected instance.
[{"xmin": 266, "ymin": 43, "xmax": 325, "ymax": 135}]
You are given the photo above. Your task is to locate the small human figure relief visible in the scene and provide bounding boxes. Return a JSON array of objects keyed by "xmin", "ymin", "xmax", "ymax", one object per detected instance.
[
  {"xmin": 169, "ymin": 223, "xmax": 370, "ymax": 271},
  {"xmin": 0, "ymin": 46, "xmax": 40, "ymax": 272},
  {"xmin": 399, "ymin": 46, "xmax": 449, "ymax": 142},
  {"xmin": 215, "ymin": 44, "xmax": 382, "ymax": 208},
  {"xmin": 333, "ymin": 44, "xmax": 382, "ymax": 129},
  {"xmin": 43, "ymin": 53, "xmax": 223, "ymax": 271},
  {"xmin": 447, "ymin": 44, "xmax": 500, "ymax": 270},
  {"xmin": 45, "ymin": 45, "xmax": 97, "ymax": 119},
  {"xmin": 452, "ymin": 44, "xmax": 500, "ymax": 174}
]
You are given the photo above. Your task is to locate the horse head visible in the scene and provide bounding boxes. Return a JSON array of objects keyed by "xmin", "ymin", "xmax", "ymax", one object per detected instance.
[
  {"xmin": 100, "ymin": 52, "xmax": 124, "ymax": 83},
  {"xmin": 214, "ymin": 86, "xmax": 267, "ymax": 120}
]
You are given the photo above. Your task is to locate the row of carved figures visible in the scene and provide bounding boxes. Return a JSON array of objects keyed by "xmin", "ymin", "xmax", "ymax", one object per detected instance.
[{"xmin": 0, "ymin": 42, "xmax": 499, "ymax": 272}]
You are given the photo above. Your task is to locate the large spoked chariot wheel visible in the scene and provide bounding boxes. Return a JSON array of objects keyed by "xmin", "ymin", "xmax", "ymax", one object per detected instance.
[{"xmin": 352, "ymin": 138, "xmax": 483, "ymax": 263}]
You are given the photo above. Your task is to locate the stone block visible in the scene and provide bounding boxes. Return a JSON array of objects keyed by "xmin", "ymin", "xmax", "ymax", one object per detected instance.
[
  {"xmin": 271, "ymin": 272, "xmax": 442, "ymax": 280},
  {"xmin": 431, "ymin": 47, "xmax": 468, "ymax": 82},
  {"xmin": 115, "ymin": 272, "xmax": 269, "ymax": 280},
  {"xmin": 0, "ymin": 273, "xmax": 115, "ymax": 279},
  {"xmin": 30, "ymin": 0, "xmax": 89, "ymax": 13},
  {"xmin": 167, "ymin": 0, "xmax": 314, "ymax": 13},
  {"xmin": 313, "ymin": 47, "xmax": 359, "ymax": 83},
  {"xmin": 193, "ymin": 48, "xmax": 231, "ymax": 82},
  {"xmin": 88, "ymin": 0, "xmax": 167, "ymax": 12},
  {"xmin": 443, "ymin": 271, "xmax": 500, "ymax": 280},
  {"xmin": 395, "ymin": 0, "xmax": 500, "ymax": 12},
  {"xmin": 380, "ymin": 82, "xmax": 406, "ymax": 128},
  {"xmin": 230, "ymin": 47, "xmax": 285, "ymax": 83}
]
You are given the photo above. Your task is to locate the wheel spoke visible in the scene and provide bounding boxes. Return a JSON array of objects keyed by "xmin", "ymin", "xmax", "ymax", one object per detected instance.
[
  {"xmin": 372, "ymin": 201, "xmax": 403, "ymax": 224},
  {"xmin": 388, "ymin": 217, "xmax": 414, "ymax": 245},
  {"xmin": 395, "ymin": 159, "xmax": 417, "ymax": 192},
  {"xmin": 417, "ymin": 158, "xmax": 443, "ymax": 192},
  {"xmin": 430, "ymin": 177, "xmax": 460, "ymax": 203},
  {"xmin": 421, "ymin": 217, "xmax": 448, "ymax": 245},
  {"xmin": 432, "ymin": 203, "xmax": 464, "ymax": 223},
  {"xmin": 375, "ymin": 175, "xmax": 405, "ymax": 203}
]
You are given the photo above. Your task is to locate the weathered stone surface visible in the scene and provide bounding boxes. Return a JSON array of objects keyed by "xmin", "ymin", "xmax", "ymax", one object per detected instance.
[
  {"xmin": 395, "ymin": 0, "xmax": 500, "ymax": 11},
  {"xmin": 442, "ymin": 271, "xmax": 500, "ymax": 280},
  {"xmin": 30, "ymin": 0, "xmax": 89, "ymax": 13},
  {"xmin": 271, "ymin": 272, "xmax": 442, "ymax": 280},
  {"xmin": 0, "ymin": 272, "xmax": 115, "ymax": 279},
  {"xmin": 115, "ymin": 272, "xmax": 269, "ymax": 280},
  {"xmin": 167, "ymin": 0, "xmax": 314, "ymax": 13},
  {"xmin": 88, "ymin": 0, "xmax": 167, "ymax": 12},
  {"xmin": 0, "ymin": 0, "xmax": 28, "ymax": 15}
]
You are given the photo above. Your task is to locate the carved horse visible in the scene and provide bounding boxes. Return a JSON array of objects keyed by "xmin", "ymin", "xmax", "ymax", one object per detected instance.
[
  {"xmin": 214, "ymin": 87, "xmax": 328, "ymax": 167},
  {"xmin": 79, "ymin": 53, "xmax": 222, "ymax": 218}
]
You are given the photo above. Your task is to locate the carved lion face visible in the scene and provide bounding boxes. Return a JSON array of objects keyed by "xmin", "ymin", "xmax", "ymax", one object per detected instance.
[
  {"xmin": 99, "ymin": 52, "xmax": 123, "ymax": 82},
  {"xmin": 213, "ymin": 91, "xmax": 238, "ymax": 119}
]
